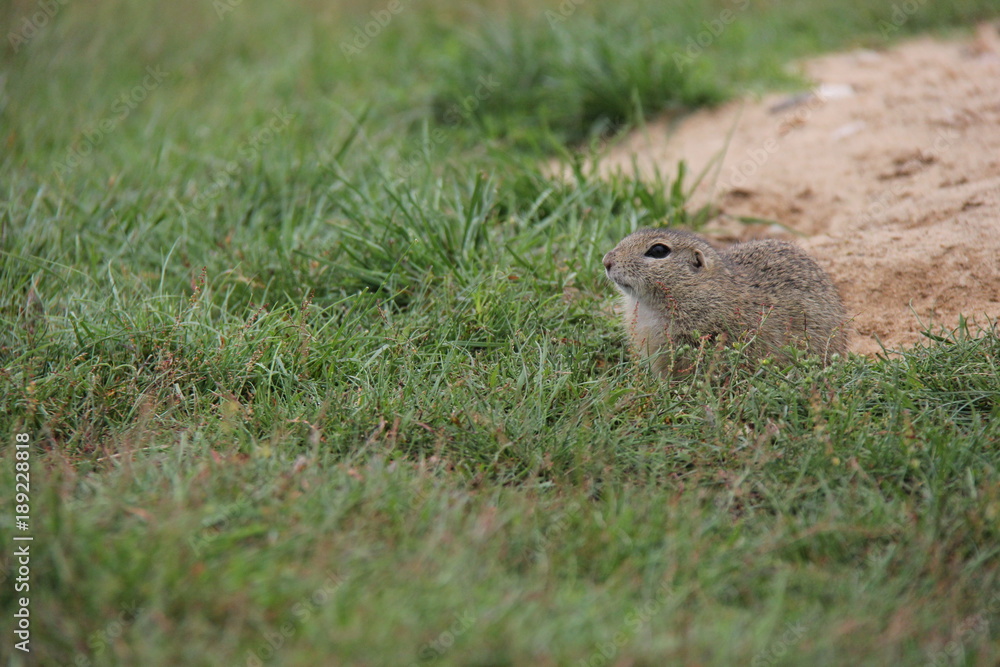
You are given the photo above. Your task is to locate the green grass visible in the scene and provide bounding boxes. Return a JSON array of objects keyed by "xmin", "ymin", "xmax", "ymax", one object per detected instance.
[{"xmin": 2, "ymin": 0, "xmax": 1000, "ymax": 664}]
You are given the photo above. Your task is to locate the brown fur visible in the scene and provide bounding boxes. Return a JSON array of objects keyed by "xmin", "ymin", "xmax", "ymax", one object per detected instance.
[{"xmin": 603, "ymin": 228, "xmax": 848, "ymax": 376}]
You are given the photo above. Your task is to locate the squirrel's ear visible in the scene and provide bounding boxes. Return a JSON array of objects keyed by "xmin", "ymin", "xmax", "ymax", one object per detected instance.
[{"xmin": 692, "ymin": 248, "xmax": 707, "ymax": 270}]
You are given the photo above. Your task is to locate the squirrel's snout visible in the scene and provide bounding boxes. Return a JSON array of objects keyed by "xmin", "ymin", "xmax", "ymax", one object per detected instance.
[{"xmin": 603, "ymin": 254, "xmax": 614, "ymax": 271}]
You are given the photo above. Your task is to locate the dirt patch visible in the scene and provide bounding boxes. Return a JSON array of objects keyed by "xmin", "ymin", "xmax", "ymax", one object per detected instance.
[{"xmin": 600, "ymin": 24, "xmax": 1000, "ymax": 355}]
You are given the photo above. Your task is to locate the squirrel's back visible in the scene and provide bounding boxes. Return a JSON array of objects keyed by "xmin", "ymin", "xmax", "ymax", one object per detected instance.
[{"xmin": 723, "ymin": 239, "xmax": 848, "ymax": 360}]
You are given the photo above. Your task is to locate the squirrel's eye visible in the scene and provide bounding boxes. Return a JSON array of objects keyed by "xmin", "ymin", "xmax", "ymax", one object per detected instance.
[{"xmin": 645, "ymin": 243, "xmax": 671, "ymax": 259}]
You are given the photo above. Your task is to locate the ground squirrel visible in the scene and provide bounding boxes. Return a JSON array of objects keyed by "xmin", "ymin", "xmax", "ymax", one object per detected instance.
[{"xmin": 603, "ymin": 228, "xmax": 847, "ymax": 376}]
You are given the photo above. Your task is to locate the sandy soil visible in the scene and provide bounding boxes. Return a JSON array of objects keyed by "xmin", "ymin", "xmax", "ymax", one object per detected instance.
[{"xmin": 600, "ymin": 24, "xmax": 1000, "ymax": 355}]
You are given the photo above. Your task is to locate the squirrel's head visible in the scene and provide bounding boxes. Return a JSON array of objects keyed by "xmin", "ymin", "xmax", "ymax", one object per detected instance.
[{"xmin": 603, "ymin": 228, "xmax": 721, "ymax": 302}]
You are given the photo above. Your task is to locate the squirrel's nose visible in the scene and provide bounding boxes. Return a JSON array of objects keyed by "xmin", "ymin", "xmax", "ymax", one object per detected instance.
[{"xmin": 603, "ymin": 255, "xmax": 614, "ymax": 271}]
